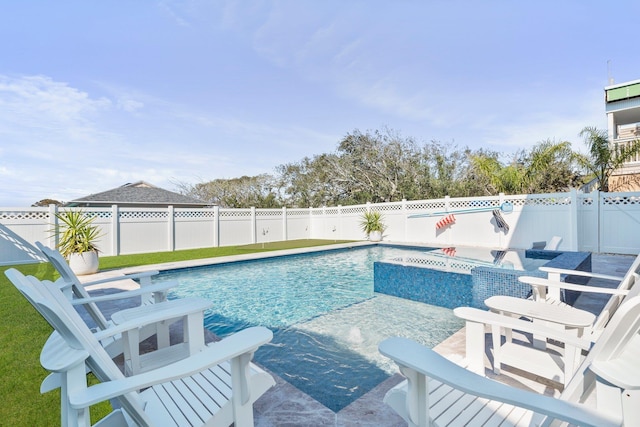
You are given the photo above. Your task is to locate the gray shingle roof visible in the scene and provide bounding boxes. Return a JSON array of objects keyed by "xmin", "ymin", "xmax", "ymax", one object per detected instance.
[{"xmin": 67, "ymin": 181, "xmax": 209, "ymax": 207}]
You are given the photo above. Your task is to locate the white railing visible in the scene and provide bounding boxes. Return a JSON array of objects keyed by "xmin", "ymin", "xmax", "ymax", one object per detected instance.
[
  {"xmin": 614, "ymin": 137, "xmax": 640, "ymax": 164},
  {"xmin": 1, "ymin": 190, "xmax": 640, "ymax": 265}
]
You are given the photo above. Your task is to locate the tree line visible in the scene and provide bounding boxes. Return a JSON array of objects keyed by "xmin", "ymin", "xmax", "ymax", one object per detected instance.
[{"xmin": 176, "ymin": 126, "xmax": 640, "ymax": 208}]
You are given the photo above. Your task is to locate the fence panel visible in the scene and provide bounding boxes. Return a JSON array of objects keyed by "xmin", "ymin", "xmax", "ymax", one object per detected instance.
[
  {"xmin": 118, "ymin": 209, "xmax": 169, "ymax": 255},
  {"xmin": 286, "ymin": 209, "xmax": 311, "ymax": 240},
  {"xmin": 578, "ymin": 193, "xmax": 599, "ymax": 253},
  {"xmin": 338, "ymin": 205, "xmax": 367, "ymax": 241},
  {"xmin": 174, "ymin": 208, "xmax": 216, "ymax": 251},
  {"xmin": 503, "ymin": 193, "xmax": 574, "ymax": 251},
  {"xmin": 600, "ymin": 193, "xmax": 640, "ymax": 254},
  {"xmin": 218, "ymin": 209, "xmax": 253, "ymax": 246},
  {"xmin": 256, "ymin": 209, "xmax": 284, "ymax": 243}
]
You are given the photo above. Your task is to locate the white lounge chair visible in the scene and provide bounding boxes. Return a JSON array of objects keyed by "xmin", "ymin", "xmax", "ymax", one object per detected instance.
[
  {"xmin": 379, "ymin": 294, "xmax": 640, "ymax": 427},
  {"xmin": 37, "ymin": 242, "xmax": 214, "ymax": 372},
  {"xmin": 7, "ymin": 268, "xmax": 275, "ymax": 427},
  {"xmin": 545, "ymin": 236, "xmax": 562, "ymax": 250},
  {"xmin": 472, "ymin": 253, "xmax": 640, "ymax": 385},
  {"xmin": 530, "ymin": 236, "xmax": 562, "ymax": 250},
  {"xmin": 36, "ymin": 241, "xmax": 171, "ymax": 326}
]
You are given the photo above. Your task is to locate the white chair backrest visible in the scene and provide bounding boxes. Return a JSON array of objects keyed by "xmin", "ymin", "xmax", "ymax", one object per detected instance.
[
  {"xmin": 5, "ymin": 269, "xmax": 151, "ymax": 425},
  {"xmin": 592, "ymin": 255, "xmax": 640, "ymax": 334},
  {"xmin": 35, "ymin": 241, "xmax": 110, "ymax": 330},
  {"xmin": 561, "ymin": 294, "xmax": 640, "ymax": 404},
  {"xmin": 545, "ymin": 236, "xmax": 562, "ymax": 250}
]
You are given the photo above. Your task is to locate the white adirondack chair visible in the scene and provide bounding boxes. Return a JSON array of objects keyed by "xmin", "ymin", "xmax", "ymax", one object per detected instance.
[
  {"xmin": 7, "ymin": 268, "xmax": 275, "ymax": 427},
  {"xmin": 525, "ymin": 252, "xmax": 639, "ymax": 308},
  {"xmin": 544, "ymin": 236, "xmax": 562, "ymax": 250},
  {"xmin": 462, "ymin": 254, "xmax": 640, "ymax": 386},
  {"xmin": 37, "ymin": 242, "xmax": 214, "ymax": 372},
  {"xmin": 379, "ymin": 295, "xmax": 640, "ymax": 427}
]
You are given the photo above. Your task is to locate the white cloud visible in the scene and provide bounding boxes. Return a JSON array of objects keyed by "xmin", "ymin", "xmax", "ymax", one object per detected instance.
[
  {"xmin": 0, "ymin": 75, "xmax": 111, "ymax": 125},
  {"xmin": 117, "ymin": 98, "xmax": 145, "ymax": 113}
]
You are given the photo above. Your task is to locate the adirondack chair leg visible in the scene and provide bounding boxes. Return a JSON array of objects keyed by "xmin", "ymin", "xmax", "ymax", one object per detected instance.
[
  {"xmin": 398, "ymin": 365, "xmax": 429, "ymax": 427},
  {"xmin": 156, "ymin": 320, "xmax": 171, "ymax": 348},
  {"xmin": 595, "ymin": 379, "xmax": 640, "ymax": 425},
  {"xmin": 65, "ymin": 362, "xmax": 92, "ymax": 427},
  {"xmin": 531, "ymin": 319, "xmax": 549, "ymax": 350},
  {"xmin": 491, "ymin": 323, "xmax": 502, "ymax": 375},
  {"xmin": 596, "ymin": 380, "xmax": 625, "ymax": 423},
  {"xmin": 184, "ymin": 312, "xmax": 206, "ymax": 354},
  {"xmin": 230, "ymin": 351, "xmax": 256, "ymax": 427},
  {"xmin": 122, "ymin": 327, "xmax": 140, "ymax": 376},
  {"xmin": 623, "ymin": 390, "xmax": 640, "ymax": 426},
  {"xmin": 464, "ymin": 320, "xmax": 485, "ymax": 375}
]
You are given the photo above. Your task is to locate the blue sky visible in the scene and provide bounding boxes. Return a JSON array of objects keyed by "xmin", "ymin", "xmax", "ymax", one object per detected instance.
[{"xmin": 1, "ymin": 1, "xmax": 639, "ymax": 206}]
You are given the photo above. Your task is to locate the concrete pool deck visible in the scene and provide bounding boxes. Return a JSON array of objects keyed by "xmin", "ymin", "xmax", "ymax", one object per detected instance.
[{"xmin": 79, "ymin": 247, "xmax": 636, "ymax": 426}]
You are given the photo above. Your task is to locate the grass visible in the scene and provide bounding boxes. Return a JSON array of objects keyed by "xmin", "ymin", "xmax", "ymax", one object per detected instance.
[{"xmin": 0, "ymin": 239, "xmax": 354, "ymax": 425}]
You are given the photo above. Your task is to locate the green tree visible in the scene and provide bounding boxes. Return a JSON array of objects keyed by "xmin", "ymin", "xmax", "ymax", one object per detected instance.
[
  {"xmin": 469, "ymin": 140, "xmax": 579, "ymax": 195},
  {"xmin": 576, "ymin": 126, "xmax": 640, "ymax": 192},
  {"xmin": 180, "ymin": 174, "xmax": 282, "ymax": 208},
  {"xmin": 32, "ymin": 198, "xmax": 63, "ymax": 207}
]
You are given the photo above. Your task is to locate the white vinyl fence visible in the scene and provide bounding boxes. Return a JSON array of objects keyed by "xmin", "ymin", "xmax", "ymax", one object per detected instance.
[{"xmin": 1, "ymin": 190, "xmax": 640, "ymax": 266}]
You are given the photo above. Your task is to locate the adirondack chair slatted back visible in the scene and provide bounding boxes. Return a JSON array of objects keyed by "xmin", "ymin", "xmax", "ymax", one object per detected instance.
[
  {"xmin": 36, "ymin": 242, "xmax": 111, "ymax": 330},
  {"xmin": 561, "ymin": 294, "xmax": 640, "ymax": 420},
  {"xmin": 592, "ymin": 255, "xmax": 640, "ymax": 334},
  {"xmin": 5, "ymin": 269, "xmax": 153, "ymax": 426}
]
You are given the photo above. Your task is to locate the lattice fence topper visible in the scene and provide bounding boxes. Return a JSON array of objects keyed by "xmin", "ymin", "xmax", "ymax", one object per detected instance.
[
  {"xmin": 174, "ymin": 210, "xmax": 216, "ymax": 218},
  {"xmin": 255, "ymin": 210, "xmax": 283, "ymax": 217},
  {"xmin": 119, "ymin": 211, "xmax": 165, "ymax": 219},
  {"xmin": 374, "ymin": 203, "xmax": 403, "ymax": 211},
  {"xmin": 287, "ymin": 209, "xmax": 311, "ymax": 216},
  {"xmin": 603, "ymin": 195, "xmax": 640, "ymax": 205},
  {"xmin": 406, "ymin": 200, "xmax": 447, "ymax": 211},
  {"xmin": 341, "ymin": 206, "xmax": 366, "ymax": 214},
  {"xmin": 219, "ymin": 210, "xmax": 251, "ymax": 217},
  {"xmin": 0, "ymin": 210, "xmax": 50, "ymax": 221}
]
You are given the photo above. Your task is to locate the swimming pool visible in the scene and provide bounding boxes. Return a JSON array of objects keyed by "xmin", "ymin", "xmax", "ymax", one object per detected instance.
[{"xmin": 154, "ymin": 245, "xmax": 464, "ymax": 411}]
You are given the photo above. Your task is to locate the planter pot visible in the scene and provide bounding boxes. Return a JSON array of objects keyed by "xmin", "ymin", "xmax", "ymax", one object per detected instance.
[
  {"xmin": 368, "ymin": 230, "xmax": 383, "ymax": 242},
  {"xmin": 68, "ymin": 251, "xmax": 99, "ymax": 275}
]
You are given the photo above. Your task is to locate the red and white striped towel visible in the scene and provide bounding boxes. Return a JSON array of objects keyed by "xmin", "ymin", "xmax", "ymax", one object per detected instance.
[
  {"xmin": 442, "ymin": 247, "xmax": 456, "ymax": 257},
  {"xmin": 436, "ymin": 214, "xmax": 456, "ymax": 229}
]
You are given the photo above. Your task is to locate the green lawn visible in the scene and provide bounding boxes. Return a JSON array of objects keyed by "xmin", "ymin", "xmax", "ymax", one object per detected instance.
[{"xmin": 0, "ymin": 239, "xmax": 353, "ymax": 425}]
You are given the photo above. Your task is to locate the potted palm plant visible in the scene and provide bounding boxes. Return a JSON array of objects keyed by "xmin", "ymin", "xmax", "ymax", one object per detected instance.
[
  {"xmin": 52, "ymin": 209, "xmax": 102, "ymax": 275},
  {"xmin": 360, "ymin": 211, "xmax": 386, "ymax": 242}
]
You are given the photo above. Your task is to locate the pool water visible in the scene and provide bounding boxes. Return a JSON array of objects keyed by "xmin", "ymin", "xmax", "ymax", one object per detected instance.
[{"xmin": 154, "ymin": 246, "xmax": 465, "ymax": 411}]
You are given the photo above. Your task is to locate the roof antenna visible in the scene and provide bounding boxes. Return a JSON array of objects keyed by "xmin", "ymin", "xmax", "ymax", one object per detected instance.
[{"xmin": 607, "ymin": 59, "xmax": 614, "ymax": 85}]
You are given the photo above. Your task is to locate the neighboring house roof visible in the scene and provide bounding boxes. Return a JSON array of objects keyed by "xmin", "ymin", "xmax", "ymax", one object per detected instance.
[{"xmin": 66, "ymin": 181, "xmax": 210, "ymax": 208}]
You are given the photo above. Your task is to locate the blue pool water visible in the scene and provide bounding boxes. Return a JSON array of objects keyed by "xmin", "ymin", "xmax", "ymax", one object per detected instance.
[{"xmin": 154, "ymin": 245, "xmax": 465, "ymax": 411}]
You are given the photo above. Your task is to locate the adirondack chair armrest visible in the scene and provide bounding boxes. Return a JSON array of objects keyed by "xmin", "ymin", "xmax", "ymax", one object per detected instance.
[
  {"xmin": 69, "ymin": 281, "xmax": 178, "ymax": 305},
  {"xmin": 539, "ymin": 266, "xmax": 623, "ymax": 282},
  {"xmin": 53, "ymin": 277, "xmax": 74, "ymax": 293},
  {"xmin": 40, "ymin": 332, "xmax": 91, "ymax": 373},
  {"xmin": 91, "ymin": 297, "xmax": 213, "ymax": 341},
  {"xmin": 378, "ymin": 337, "xmax": 620, "ymax": 427},
  {"xmin": 69, "ymin": 326, "xmax": 273, "ymax": 408},
  {"xmin": 39, "ymin": 332, "xmax": 91, "ymax": 393},
  {"xmin": 519, "ymin": 276, "xmax": 629, "ymax": 295},
  {"xmin": 81, "ymin": 270, "xmax": 161, "ymax": 287},
  {"xmin": 453, "ymin": 307, "xmax": 593, "ymax": 350}
]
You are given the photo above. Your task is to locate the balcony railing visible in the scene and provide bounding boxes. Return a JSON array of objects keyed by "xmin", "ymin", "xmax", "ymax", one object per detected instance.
[{"xmin": 613, "ymin": 137, "xmax": 640, "ymax": 165}]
